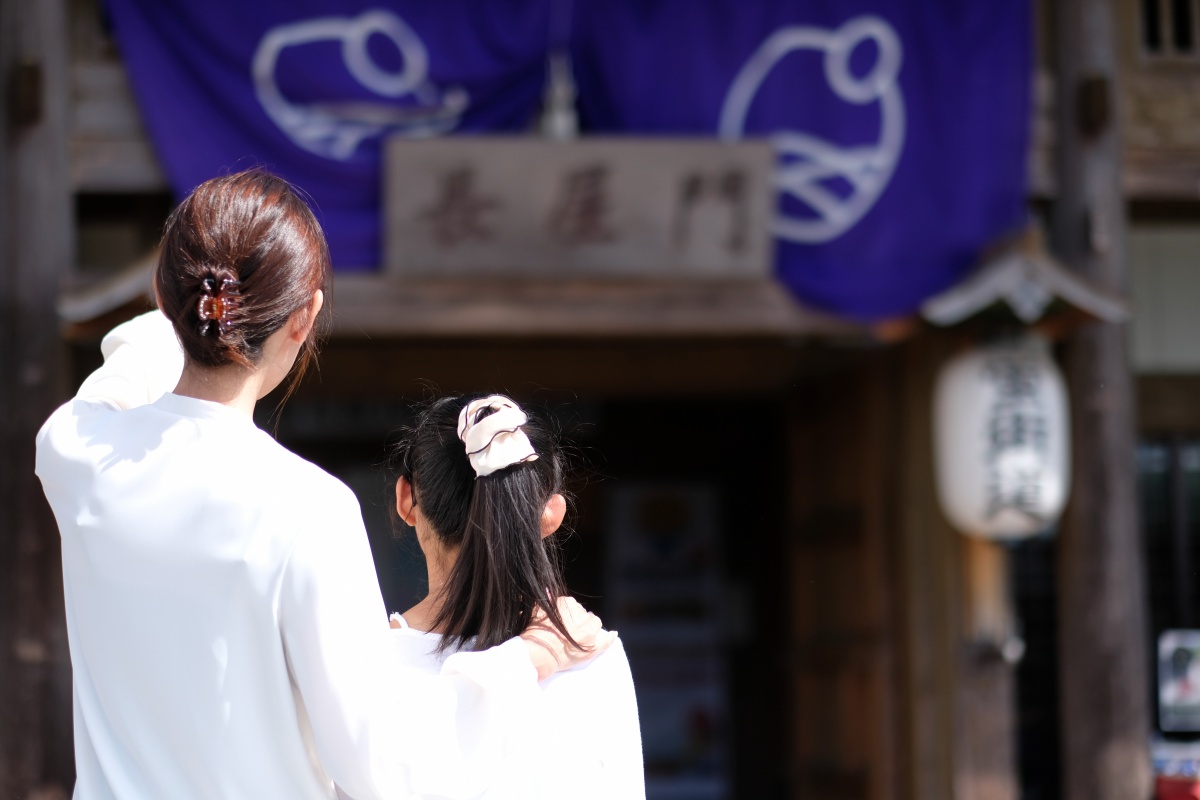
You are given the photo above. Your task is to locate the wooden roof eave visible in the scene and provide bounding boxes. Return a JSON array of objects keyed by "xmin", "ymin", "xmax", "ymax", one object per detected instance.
[
  {"xmin": 55, "ymin": 250, "xmax": 862, "ymax": 342},
  {"xmin": 919, "ymin": 226, "xmax": 1130, "ymax": 330},
  {"xmin": 328, "ymin": 273, "xmax": 858, "ymax": 340}
]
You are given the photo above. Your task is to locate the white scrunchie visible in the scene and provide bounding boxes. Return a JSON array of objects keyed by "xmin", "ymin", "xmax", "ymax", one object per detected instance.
[{"xmin": 457, "ymin": 395, "xmax": 539, "ymax": 477}]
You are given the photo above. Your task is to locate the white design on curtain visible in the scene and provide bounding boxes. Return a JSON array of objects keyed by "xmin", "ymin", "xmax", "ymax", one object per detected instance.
[
  {"xmin": 719, "ymin": 16, "xmax": 906, "ymax": 244},
  {"xmin": 252, "ymin": 10, "xmax": 469, "ymax": 160}
]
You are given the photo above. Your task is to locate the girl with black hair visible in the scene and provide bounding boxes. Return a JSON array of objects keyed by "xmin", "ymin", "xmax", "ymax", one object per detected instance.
[{"xmin": 385, "ymin": 394, "xmax": 645, "ymax": 799}]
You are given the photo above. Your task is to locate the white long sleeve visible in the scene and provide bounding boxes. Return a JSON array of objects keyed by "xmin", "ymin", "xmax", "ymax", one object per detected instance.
[
  {"xmin": 36, "ymin": 310, "xmax": 542, "ymax": 800},
  {"xmin": 280, "ymin": 490, "xmax": 539, "ymax": 800},
  {"xmin": 75, "ymin": 309, "xmax": 185, "ymax": 410}
]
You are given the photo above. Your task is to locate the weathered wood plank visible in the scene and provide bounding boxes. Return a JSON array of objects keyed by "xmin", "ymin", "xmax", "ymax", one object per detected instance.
[
  {"xmin": 1139, "ymin": 375, "xmax": 1200, "ymax": 433},
  {"xmin": 72, "ymin": 61, "xmax": 145, "ymax": 137},
  {"xmin": 892, "ymin": 334, "xmax": 1020, "ymax": 800},
  {"xmin": 0, "ymin": 0, "xmax": 75, "ymax": 795},
  {"xmin": 1124, "ymin": 148, "xmax": 1200, "ymax": 198},
  {"xmin": 384, "ymin": 138, "xmax": 775, "ymax": 280},
  {"xmin": 1029, "ymin": 68, "xmax": 1200, "ymax": 199},
  {"xmin": 71, "ymin": 137, "xmax": 166, "ymax": 192},
  {"xmin": 894, "ymin": 338, "xmax": 957, "ymax": 800},
  {"xmin": 786, "ymin": 364, "xmax": 899, "ymax": 800},
  {"xmin": 291, "ymin": 337, "xmax": 816, "ymax": 400},
  {"xmin": 328, "ymin": 275, "xmax": 858, "ymax": 339},
  {"xmin": 69, "ymin": 59, "xmax": 166, "ymax": 192},
  {"xmin": 1051, "ymin": 1, "xmax": 1154, "ymax": 799},
  {"xmin": 57, "ymin": 272, "xmax": 861, "ymax": 342},
  {"xmin": 62, "ymin": 52, "xmax": 1200, "ymax": 201}
]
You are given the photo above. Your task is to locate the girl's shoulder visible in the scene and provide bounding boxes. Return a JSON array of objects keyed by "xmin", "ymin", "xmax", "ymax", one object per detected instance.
[
  {"xmin": 542, "ymin": 635, "xmax": 633, "ymax": 690},
  {"xmin": 389, "ymin": 620, "xmax": 453, "ymax": 675}
]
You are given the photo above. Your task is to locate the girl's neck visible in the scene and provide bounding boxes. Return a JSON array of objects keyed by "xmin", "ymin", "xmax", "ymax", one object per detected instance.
[{"xmin": 403, "ymin": 540, "xmax": 457, "ymax": 633}]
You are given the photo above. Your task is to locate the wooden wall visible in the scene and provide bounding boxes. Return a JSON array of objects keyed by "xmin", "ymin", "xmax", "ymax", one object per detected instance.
[
  {"xmin": 892, "ymin": 338, "xmax": 1020, "ymax": 800},
  {"xmin": 1128, "ymin": 226, "xmax": 1200, "ymax": 374},
  {"xmin": 786, "ymin": 356, "xmax": 900, "ymax": 800},
  {"xmin": 784, "ymin": 338, "xmax": 1021, "ymax": 800}
]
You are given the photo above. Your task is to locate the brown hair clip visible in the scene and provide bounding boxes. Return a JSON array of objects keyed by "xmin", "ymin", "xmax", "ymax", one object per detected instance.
[{"xmin": 197, "ymin": 276, "xmax": 242, "ymax": 336}]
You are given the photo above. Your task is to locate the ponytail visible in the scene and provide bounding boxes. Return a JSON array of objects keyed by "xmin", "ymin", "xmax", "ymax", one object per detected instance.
[{"xmin": 392, "ymin": 395, "xmax": 581, "ymax": 653}]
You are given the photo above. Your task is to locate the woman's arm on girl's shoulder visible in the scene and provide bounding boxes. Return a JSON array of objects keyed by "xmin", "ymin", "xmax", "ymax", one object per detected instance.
[
  {"xmin": 75, "ymin": 310, "xmax": 184, "ymax": 410},
  {"xmin": 279, "ymin": 486, "xmax": 417, "ymax": 800},
  {"xmin": 595, "ymin": 638, "xmax": 646, "ymax": 800},
  {"xmin": 536, "ymin": 635, "xmax": 645, "ymax": 800},
  {"xmin": 513, "ymin": 596, "xmax": 616, "ymax": 680},
  {"xmin": 280, "ymin": 482, "xmax": 549, "ymax": 800}
]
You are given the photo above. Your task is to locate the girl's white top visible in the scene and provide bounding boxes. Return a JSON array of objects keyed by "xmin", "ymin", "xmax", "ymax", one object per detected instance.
[
  {"xmin": 35, "ymin": 311, "xmax": 541, "ymax": 800},
  {"xmin": 383, "ymin": 618, "xmax": 646, "ymax": 800}
]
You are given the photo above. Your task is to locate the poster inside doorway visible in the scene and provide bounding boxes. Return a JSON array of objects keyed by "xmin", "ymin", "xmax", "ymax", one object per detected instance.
[
  {"xmin": 606, "ymin": 482, "xmax": 729, "ymax": 799},
  {"xmin": 1160, "ymin": 630, "xmax": 1200, "ymax": 732}
]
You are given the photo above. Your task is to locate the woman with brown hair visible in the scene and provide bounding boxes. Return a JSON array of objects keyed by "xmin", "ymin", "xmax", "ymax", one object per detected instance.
[{"xmin": 35, "ymin": 169, "xmax": 610, "ymax": 800}]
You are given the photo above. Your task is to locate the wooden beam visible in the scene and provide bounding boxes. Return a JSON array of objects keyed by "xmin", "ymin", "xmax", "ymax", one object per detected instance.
[
  {"xmin": 329, "ymin": 275, "xmax": 858, "ymax": 339},
  {"xmin": 1028, "ymin": 69, "xmax": 1200, "ymax": 200},
  {"xmin": 1139, "ymin": 375, "xmax": 1200, "ymax": 433},
  {"xmin": 0, "ymin": 0, "xmax": 75, "ymax": 795},
  {"xmin": 64, "ymin": 52, "xmax": 1200, "ymax": 202},
  {"xmin": 291, "ymin": 337, "xmax": 822, "ymax": 401},
  {"xmin": 1124, "ymin": 148, "xmax": 1200, "ymax": 198},
  {"xmin": 1051, "ymin": 1, "xmax": 1153, "ymax": 799},
  {"xmin": 70, "ymin": 59, "xmax": 167, "ymax": 192},
  {"xmin": 55, "ymin": 268, "xmax": 862, "ymax": 342}
]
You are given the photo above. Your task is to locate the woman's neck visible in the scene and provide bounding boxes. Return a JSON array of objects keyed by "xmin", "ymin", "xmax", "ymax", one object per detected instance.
[
  {"xmin": 171, "ymin": 326, "xmax": 299, "ymax": 418},
  {"xmin": 173, "ymin": 364, "xmax": 264, "ymax": 417}
]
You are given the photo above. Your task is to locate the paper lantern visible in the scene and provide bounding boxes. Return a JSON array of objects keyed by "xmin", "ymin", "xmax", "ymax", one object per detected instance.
[{"xmin": 933, "ymin": 335, "xmax": 1070, "ymax": 540}]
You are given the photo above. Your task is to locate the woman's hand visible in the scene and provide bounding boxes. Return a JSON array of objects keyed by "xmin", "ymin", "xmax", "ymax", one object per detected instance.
[{"xmin": 520, "ymin": 596, "xmax": 616, "ymax": 681}]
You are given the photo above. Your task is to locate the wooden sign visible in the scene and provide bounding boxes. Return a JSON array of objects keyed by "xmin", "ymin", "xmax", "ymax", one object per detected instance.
[{"xmin": 383, "ymin": 137, "xmax": 773, "ymax": 279}]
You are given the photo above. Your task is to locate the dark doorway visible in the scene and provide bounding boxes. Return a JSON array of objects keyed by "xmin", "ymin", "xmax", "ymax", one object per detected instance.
[{"xmin": 276, "ymin": 392, "xmax": 791, "ymax": 800}]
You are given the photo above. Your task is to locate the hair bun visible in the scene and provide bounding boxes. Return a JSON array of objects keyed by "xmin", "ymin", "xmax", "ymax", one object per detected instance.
[{"xmin": 156, "ymin": 170, "xmax": 330, "ymax": 372}]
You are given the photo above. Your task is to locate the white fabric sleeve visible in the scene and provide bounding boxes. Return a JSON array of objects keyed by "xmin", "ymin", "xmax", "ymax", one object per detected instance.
[
  {"xmin": 280, "ymin": 485, "xmax": 542, "ymax": 800},
  {"xmin": 75, "ymin": 309, "xmax": 185, "ymax": 410}
]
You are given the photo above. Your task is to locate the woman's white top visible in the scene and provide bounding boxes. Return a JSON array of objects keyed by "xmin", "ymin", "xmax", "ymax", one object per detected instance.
[
  {"xmin": 386, "ymin": 617, "xmax": 646, "ymax": 800},
  {"xmin": 35, "ymin": 311, "xmax": 542, "ymax": 800}
]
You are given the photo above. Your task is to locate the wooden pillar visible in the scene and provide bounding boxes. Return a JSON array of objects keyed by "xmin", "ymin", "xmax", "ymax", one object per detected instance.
[
  {"xmin": 894, "ymin": 336, "xmax": 1018, "ymax": 800},
  {"xmin": 785, "ymin": 357, "xmax": 900, "ymax": 800},
  {"xmin": 1051, "ymin": 0, "xmax": 1153, "ymax": 798},
  {"xmin": 0, "ymin": 0, "xmax": 74, "ymax": 795}
]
